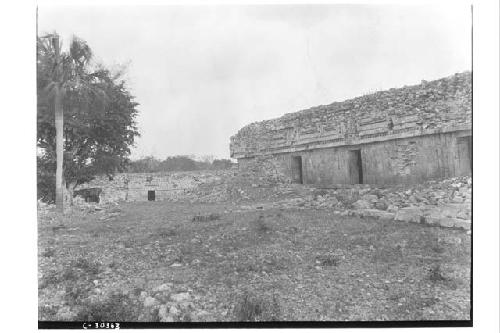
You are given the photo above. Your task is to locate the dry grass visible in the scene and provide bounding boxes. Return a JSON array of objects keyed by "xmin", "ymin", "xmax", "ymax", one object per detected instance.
[
  {"xmin": 38, "ymin": 201, "xmax": 471, "ymax": 322},
  {"xmin": 232, "ymin": 291, "xmax": 281, "ymax": 321}
]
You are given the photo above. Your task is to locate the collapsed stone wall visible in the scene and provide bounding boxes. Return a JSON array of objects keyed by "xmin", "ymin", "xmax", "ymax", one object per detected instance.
[
  {"xmin": 236, "ymin": 176, "xmax": 472, "ymax": 230},
  {"xmin": 230, "ymin": 72, "xmax": 471, "ymax": 159},
  {"xmin": 237, "ymin": 155, "xmax": 291, "ymax": 184},
  {"xmin": 73, "ymin": 169, "xmax": 235, "ymax": 204}
]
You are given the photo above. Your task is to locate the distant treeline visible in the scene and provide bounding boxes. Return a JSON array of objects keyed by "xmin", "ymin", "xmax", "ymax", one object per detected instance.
[{"xmin": 127, "ymin": 155, "xmax": 235, "ymax": 173}]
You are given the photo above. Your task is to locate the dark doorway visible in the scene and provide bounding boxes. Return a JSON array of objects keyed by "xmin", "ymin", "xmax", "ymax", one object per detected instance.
[
  {"xmin": 457, "ymin": 136, "xmax": 472, "ymax": 174},
  {"xmin": 348, "ymin": 149, "xmax": 363, "ymax": 184},
  {"xmin": 291, "ymin": 156, "xmax": 303, "ymax": 184},
  {"xmin": 148, "ymin": 190, "xmax": 156, "ymax": 201},
  {"xmin": 73, "ymin": 188, "xmax": 101, "ymax": 203}
]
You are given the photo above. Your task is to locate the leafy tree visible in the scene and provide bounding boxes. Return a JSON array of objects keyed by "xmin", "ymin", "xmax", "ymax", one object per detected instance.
[
  {"xmin": 160, "ymin": 156, "xmax": 198, "ymax": 172},
  {"xmin": 126, "ymin": 156, "xmax": 162, "ymax": 173},
  {"xmin": 127, "ymin": 155, "xmax": 234, "ymax": 173},
  {"xmin": 37, "ymin": 33, "xmax": 139, "ymax": 204}
]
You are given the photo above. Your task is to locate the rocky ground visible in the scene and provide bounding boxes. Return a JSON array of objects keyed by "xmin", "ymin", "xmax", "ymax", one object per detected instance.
[
  {"xmin": 181, "ymin": 174, "xmax": 472, "ymax": 231},
  {"xmin": 73, "ymin": 166, "xmax": 471, "ymax": 232},
  {"xmin": 38, "ymin": 186, "xmax": 471, "ymax": 322}
]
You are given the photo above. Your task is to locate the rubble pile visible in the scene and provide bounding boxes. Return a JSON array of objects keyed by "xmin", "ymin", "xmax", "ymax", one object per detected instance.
[
  {"xmin": 267, "ymin": 176, "xmax": 472, "ymax": 230},
  {"xmin": 301, "ymin": 176, "xmax": 471, "ymax": 210}
]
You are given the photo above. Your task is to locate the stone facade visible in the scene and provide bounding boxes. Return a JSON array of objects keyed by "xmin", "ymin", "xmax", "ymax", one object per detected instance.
[
  {"xmin": 230, "ymin": 72, "xmax": 471, "ymax": 185},
  {"xmin": 74, "ymin": 170, "xmax": 233, "ymax": 204}
]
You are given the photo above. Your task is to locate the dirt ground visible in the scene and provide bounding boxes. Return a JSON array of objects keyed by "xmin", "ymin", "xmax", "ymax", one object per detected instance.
[{"xmin": 38, "ymin": 200, "xmax": 471, "ymax": 322}]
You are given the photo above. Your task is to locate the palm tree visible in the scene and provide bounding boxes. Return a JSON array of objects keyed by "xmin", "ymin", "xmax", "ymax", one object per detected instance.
[{"xmin": 37, "ymin": 33, "xmax": 97, "ymax": 213}]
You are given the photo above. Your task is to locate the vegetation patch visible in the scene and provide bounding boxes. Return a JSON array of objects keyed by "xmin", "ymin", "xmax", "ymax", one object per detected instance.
[
  {"xmin": 192, "ymin": 213, "xmax": 221, "ymax": 222},
  {"xmin": 254, "ymin": 215, "xmax": 272, "ymax": 234},
  {"xmin": 76, "ymin": 292, "xmax": 138, "ymax": 321},
  {"xmin": 231, "ymin": 291, "xmax": 281, "ymax": 321},
  {"xmin": 315, "ymin": 254, "xmax": 341, "ymax": 267},
  {"xmin": 42, "ymin": 247, "xmax": 56, "ymax": 258}
]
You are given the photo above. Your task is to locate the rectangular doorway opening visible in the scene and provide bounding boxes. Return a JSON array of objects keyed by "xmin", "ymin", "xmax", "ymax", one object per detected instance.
[
  {"xmin": 148, "ymin": 190, "xmax": 156, "ymax": 201},
  {"xmin": 457, "ymin": 135, "xmax": 472, "ymax": 174},
  {"xmin": 291, "ymin": 156, "xmax": 303, "ymax": 184},
  {"xmin": 348, "ymin": 149, "xmax": 363, "ymax": 184}
]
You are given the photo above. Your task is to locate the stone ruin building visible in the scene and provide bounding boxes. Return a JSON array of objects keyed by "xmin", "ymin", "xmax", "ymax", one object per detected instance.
[{"xmin": 230, "ymin": 72, "xmax": 471, "ymax": 186}]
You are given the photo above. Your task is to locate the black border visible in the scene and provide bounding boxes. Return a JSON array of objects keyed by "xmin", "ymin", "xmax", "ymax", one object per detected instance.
[{"xmin": 39, "ymin": 320, "xmax": 473, "ymax": 329}]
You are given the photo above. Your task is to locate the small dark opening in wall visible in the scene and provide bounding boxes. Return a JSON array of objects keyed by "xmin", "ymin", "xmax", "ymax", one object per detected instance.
[
  {"xmin": 148, "ymin": 190, "xmax": 155, "ymax": 201},
  {"xmin": 348, "ymin": 149, "xmax": 363, "ymax": 184},
  {"xmin": 387, "ymin": 118, "xmax": 394, "ymax": 130},
  {"xmin": 73, "ymin": 188, "xmax": 101, "ymax": 203},
  {"xmin": 291, "ymin": 156, "xmax": 303, "ymax": 184},
  {"xmin": 457, "ymin": 135, "xmax": 472, "ymax": 173}
]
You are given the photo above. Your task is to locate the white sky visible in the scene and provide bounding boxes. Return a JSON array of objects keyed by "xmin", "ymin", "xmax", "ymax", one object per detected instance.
[{"xmin": 38, "ymin": 4, "xmax": 471, "ymax": 160}]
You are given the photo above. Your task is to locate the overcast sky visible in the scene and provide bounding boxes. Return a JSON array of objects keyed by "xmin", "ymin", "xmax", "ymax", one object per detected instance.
[{"xmin": 38, "ymin": 4, "xmax": 471, "ymax": 160}]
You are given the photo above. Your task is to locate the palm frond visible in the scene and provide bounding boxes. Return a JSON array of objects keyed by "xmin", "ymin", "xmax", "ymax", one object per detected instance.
[{"xmin": 70, "ymin": 35, "xmax": 93, "ymax": 69}]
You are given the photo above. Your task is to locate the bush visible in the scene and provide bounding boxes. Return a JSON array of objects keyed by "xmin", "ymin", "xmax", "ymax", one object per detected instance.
[
  {"xmin": 39, "ymin": 270, "xmax": 60, "ymax": 289},
  {"xmin": 232, "ymin": 291, "xmax": 281, "ymax": 321},
  {"xmin": 73, "ymin": 258, "xmax": 101, "ymax": 276},
  {"xmin": 255, "ymin": 215, "xmax": 272, "ymax": 234},
  {"xmin": 42, "ymin": 247, "xmax": 56, "ymax": 258},
  {"xmin": 37, "ymin": 155, "xmax": 56, "ymax": 203},
  {"xmin": 76, "ymin": 292, "xmax": 137, "ymax": 321},
  {"xmin": 315, "ymin": 254, "xmax": 341, "ymax": 267},
  {"xmin": 192, "ymin": 213, "xmax": 221, "ymax": 222}
]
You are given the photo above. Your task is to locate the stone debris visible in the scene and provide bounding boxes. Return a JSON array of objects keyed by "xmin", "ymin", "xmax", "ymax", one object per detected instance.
[
  {"xmin": 143, "ymin": 296, "xmax": 158, "ymax": 307},
  {"xmin": 170, "ymin": 292, "xmax": 190, "ymax": 303},
  {"xmin": 154, "ymin": 283, "xmax": 173, "ymax": 293},
  {"xmin": 235, "ymin": 176, "xmax": 471, "ymax": 230},
  {"xmin": 41, "ymin": 163, "xmax": 471, "ymax": 231},
  {"xmin": 158, "ymin": 304, "xmax": 173, "ymax": 322}
]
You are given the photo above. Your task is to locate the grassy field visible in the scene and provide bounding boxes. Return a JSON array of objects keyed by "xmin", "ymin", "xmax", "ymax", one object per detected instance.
[{"xmin": 38, "ymin": 201, "xmax": 471, "ymax": 322}]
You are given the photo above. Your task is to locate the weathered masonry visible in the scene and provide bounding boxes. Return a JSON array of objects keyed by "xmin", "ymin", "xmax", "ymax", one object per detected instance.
[{"xmin": 230, "ymin": 72, "xmax": 471, "ymax": 185}]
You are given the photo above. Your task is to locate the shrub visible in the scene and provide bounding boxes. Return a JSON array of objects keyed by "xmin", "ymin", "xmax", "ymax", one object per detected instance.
[
  {"xmin": 312, "ymin": 189, "xmax": 329, "ymax": 199},
  {"xmin": 316, "ymin": 254, "xmax": 341, "ymax": 267},
  {"xmin": 42, "ymin": 247, "xmax": 56, "ymax": 258},
  {"xmin": 255, "ymin": 215, "xmax": 271, "ymax": 234},
  {"xmin": 39, "ymin": 271, "xmax": 61, "ymax": 289},
  {"xmin": 73, "ymin": 258, "xmax": 101, "ymax": 276},
  {"xmin": 37, "ymin": 155, "xmax": 56, "ymax": 203},
  {"xmin": 76, "ymin": 292, "xmax": 137, "ymax": 321},
  {"xmin": 38, "ymin": 304, "xmax": 59, "ymax": 320},
  {"xmin": 232, "ymin": 291, "xmax": 281, "ymax": 321},
  {"xmin": 64, "ymin": 283, "xmax": 93, "ymax": 306},
  {"xmin": 61, "ymin": 268, "xmax": 79, "ymax": 282}
]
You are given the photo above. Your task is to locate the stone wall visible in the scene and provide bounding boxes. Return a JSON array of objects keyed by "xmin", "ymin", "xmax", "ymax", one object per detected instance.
[
  {"xmin": 74, "ymin": 170, "xmax": 234, "ymax": 204},
  {"xmin": 230, "ymin": 72, "xmax": 471, "ymax": 159},
  {"xmin": 237, "ymin": 155, "xmax": 293, "ymax": 184},
  {"xmin": 239, "ymin": 129, "xmax": 471, "ymax": 185}
]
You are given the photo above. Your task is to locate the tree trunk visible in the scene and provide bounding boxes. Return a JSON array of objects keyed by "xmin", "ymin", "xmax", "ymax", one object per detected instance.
[{"xmin": 55, "ymin": 86, "xmax": 64, "ymax": 213}]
